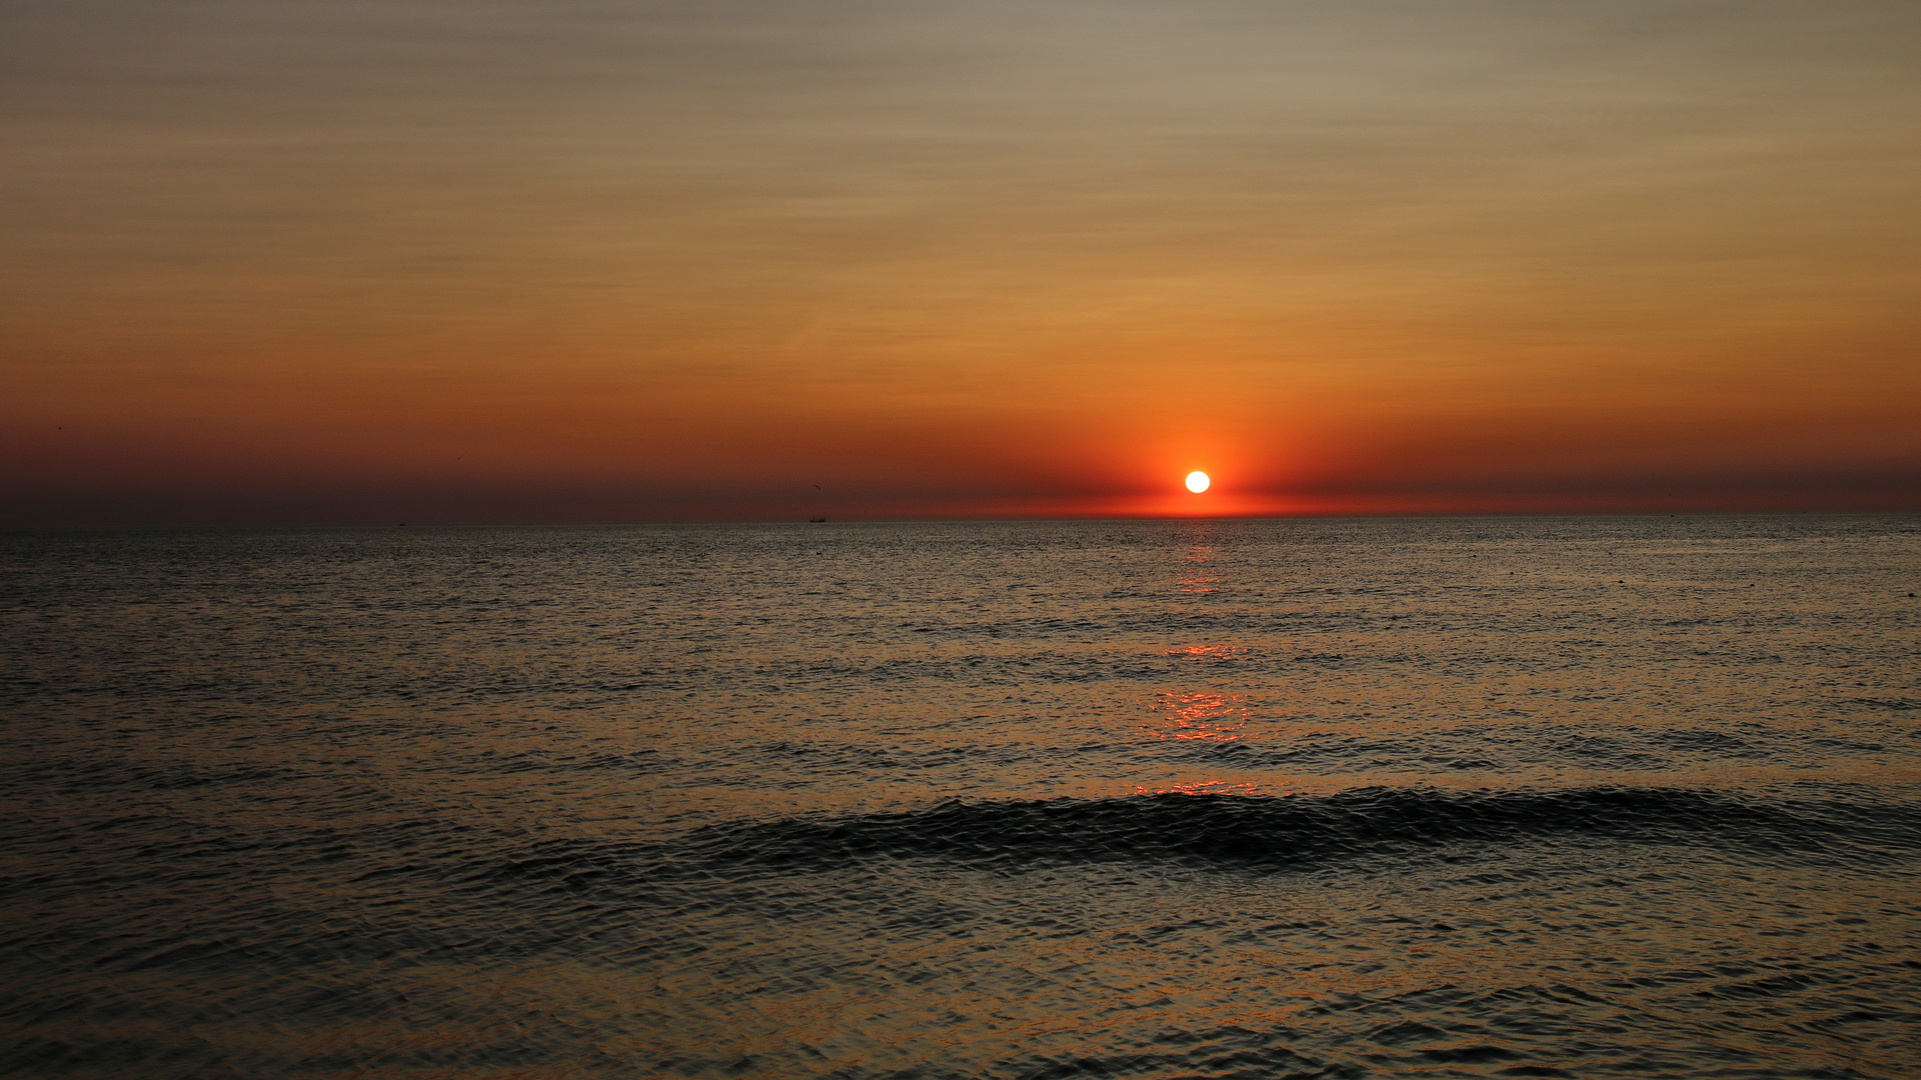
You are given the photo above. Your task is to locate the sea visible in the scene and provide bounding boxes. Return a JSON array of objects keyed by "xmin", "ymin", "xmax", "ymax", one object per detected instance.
[{"xmin": 2, "ymin": 515, "xmax": 1918, "ymax": 1080}]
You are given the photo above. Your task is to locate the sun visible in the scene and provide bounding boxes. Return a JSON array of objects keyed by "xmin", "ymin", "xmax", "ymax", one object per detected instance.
[{"xmin": 1185, "ymin": 470, "xmax": 1210, "ymax": 493}]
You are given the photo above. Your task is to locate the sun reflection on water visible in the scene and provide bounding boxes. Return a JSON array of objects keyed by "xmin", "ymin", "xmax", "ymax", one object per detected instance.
[
  {"xmin": 1177, "ymin": 543, "xmax": 1218, "ymax": 594},
  {"xmin": 1146, "ymin": 689, "xmax": 1249, "ymax": 741},
  {"xmin": 1166, "ymin": 643, "xmax": 1249, "ymax": 661},
  {"xmin": 1130, "ymin": 779, "xmax": 1261, "ymax": 796}
]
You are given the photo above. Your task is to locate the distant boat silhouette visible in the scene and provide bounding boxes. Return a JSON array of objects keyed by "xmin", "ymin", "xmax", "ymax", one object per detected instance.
[{"xmin": 809, "ymin": 517, "xmax": 827, "ymax": 523}]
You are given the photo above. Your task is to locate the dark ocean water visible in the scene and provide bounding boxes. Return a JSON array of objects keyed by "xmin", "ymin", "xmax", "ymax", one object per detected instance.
[{"xmin": 2, "ymin": 515, "xmax": 1918, "ymax": 1079}]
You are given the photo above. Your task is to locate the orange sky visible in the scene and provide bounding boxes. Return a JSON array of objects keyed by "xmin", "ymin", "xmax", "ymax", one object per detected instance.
[{"xmin": 4, "ymin": 0, "xmax": 1918, "ymax": 523}]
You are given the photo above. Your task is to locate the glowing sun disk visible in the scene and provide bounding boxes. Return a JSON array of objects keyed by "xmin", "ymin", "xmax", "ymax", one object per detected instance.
[{"xmin": 1185, "ymin": 471, "xmax": 1210, "ymax": 493}]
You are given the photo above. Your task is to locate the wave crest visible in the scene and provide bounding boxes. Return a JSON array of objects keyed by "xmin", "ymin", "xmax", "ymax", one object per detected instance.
[{"xmin": 677, "ymin": 787, "xmax": 1918, "ymax": 873}]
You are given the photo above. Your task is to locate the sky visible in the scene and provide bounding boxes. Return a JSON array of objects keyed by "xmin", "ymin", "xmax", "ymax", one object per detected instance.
[{"xmin": 3, "ymin": 0, "xmax": 1918, "ymax": 523}]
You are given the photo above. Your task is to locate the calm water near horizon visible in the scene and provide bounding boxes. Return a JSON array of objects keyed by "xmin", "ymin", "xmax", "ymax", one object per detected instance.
[{"xmin": 2, "ymin": 515, "xmax": 1918, "ymax": 1079}]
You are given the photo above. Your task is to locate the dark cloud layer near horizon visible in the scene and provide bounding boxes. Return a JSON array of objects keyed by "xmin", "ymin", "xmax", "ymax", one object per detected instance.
[{"xmin": 4, "ymin": 0, "xmax": 1918, "ymax": 522}]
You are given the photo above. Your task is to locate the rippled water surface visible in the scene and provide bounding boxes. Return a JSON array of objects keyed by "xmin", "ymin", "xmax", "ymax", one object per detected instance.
[{"xmin": 3, "ymin": 516, "xmax": 1919, "ymax": 1079}]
